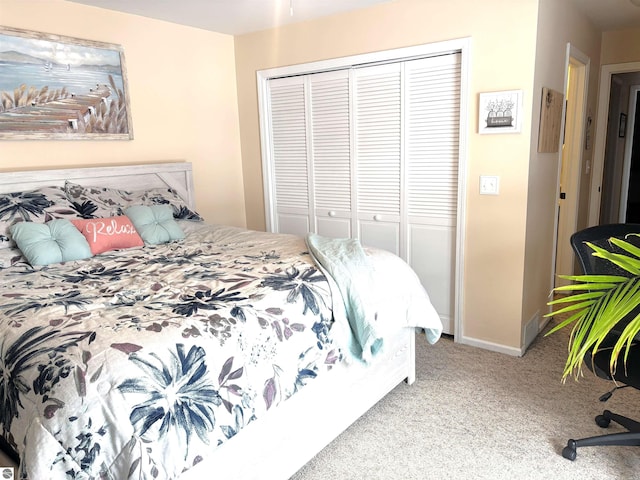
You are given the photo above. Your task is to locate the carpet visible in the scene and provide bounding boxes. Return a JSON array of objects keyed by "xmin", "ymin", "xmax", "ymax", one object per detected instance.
[{"xmin": 291, "ymin": 321, "xmax": 640, "ymax": 479}]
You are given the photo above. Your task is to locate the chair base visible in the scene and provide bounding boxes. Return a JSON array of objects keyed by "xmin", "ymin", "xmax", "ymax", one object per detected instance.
[{"xmin": 562, "ymin": 409, "xmax": 640, "ymax": 461}]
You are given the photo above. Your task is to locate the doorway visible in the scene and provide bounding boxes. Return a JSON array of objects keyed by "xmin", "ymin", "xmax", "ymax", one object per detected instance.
[
  {"xmin": 597, "ymin": 75, "xmax": 640, "ymax": 224},
  {"xmin": 619, "ymin": 85, "xmax": 640, "ymax": 222},
  {"xmin": 589, "ymin": 62, "xmax": 640, "ymax": 225},
  {"xmin": 554, "ymin": 45, "xmax": 589, "ymax": 286}
]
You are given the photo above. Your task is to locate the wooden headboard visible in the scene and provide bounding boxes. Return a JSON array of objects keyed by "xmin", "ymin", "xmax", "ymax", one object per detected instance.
[{"xmin": 0, "ymin": 162, "xmax": 196, "ymax": 209}]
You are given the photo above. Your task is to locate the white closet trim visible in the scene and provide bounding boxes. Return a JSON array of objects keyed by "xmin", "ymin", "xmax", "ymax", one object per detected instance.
[{"xmin": 257, "ymin": 38, "xmax": 469, "ymax": 79}]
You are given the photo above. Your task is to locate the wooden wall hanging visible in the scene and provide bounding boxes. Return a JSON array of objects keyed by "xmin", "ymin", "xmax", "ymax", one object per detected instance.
[{"xmin": 538, "ymin": 87, "xmax": 564, "ymax": 153}]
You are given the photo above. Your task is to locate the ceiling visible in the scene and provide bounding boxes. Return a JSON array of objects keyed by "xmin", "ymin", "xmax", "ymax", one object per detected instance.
[
  {"xmin": 66, "ymin": 0, "xmax": 394, "ymax": 36},
  {"xmin": 572, "ymin": 0, "xmax": 640, "ymax": 30},
  {"xmin": 66, "ymin": 0, "xmax": 640, "ymax": 35}
]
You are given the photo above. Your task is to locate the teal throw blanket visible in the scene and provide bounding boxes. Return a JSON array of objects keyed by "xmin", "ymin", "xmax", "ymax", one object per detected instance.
[{"xmin": 305, "ymin": 233, "xmax": 383, "ymax": 363}]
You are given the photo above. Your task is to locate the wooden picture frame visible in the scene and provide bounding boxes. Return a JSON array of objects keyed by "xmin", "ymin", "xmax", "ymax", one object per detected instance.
[
  {"xmin": 478, "ymin": 90, "xmax": 523, "ymax": 134},
  {"xmin": 0, "ymin": 26, "xmax": 133, "ymax": 140}
]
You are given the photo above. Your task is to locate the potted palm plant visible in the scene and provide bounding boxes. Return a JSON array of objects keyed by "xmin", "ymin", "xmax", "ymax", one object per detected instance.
[{"xmin": 546, "ymin": 233, "xmax": 640, "ymax": 380}]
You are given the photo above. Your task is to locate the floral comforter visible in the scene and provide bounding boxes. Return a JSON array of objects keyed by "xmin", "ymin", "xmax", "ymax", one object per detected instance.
[{"xmin": 0, "ymin": 223, "xmax": 342, "ymax": 479}]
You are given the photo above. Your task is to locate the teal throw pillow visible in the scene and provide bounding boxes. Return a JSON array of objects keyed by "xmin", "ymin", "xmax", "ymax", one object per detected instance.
[
  {"xmin": 10, "ymin": 219, "xmax": 93, "ymax": 266},
  {"xmin": 125, "ymin": 205, "xmax": 185, "ymax": 245}
]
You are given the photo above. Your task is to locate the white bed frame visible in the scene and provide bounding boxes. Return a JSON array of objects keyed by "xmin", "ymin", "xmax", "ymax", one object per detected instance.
[
  {"xmin": 0, "ymin": 162, "xmax": 195, "ymax": 204},
  {"xmin": 0, "ymin": 161, "xmax": 416, "ymax": 479}
]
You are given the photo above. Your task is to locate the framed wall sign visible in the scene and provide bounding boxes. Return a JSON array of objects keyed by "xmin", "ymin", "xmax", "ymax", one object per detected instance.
[
  {"xmin": 478, "ymin": 89, "xmax": 523, "ymax": 134},
  {"xmin": 0, "ymin": 26, "xmax": 133, "ymax": 140}
]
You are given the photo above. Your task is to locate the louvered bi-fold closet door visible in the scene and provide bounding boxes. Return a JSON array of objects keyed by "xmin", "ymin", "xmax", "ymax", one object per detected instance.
[
  {"xmin": 265, "ymin": 53, "xmax": 461, "ymax": 334},
  {"xmin": 404, "ymin": 52, "xmax": 461, "ymax": 333},
  {"xmin": 310, "ymin": 70, "xmax": 352, "ymax": 239},
  {"xmin": 353, "ymin": 63, "xmax": 402, "ymax": 256},
  {"xmin": 268, "ymin": 76, "xmax": 310, "ymax": 236}
]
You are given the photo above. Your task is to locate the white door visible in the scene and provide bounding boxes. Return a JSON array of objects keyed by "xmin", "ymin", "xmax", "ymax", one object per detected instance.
[
  {"xmin": 404, "ymin": 53, "xmax": 461, "ymax": 334},
  {"xmin": 310, "ymin": 70, "xmax": 353, "ymax": 239},
  {"xmin": 353, "ymin": 63, "xmax": 402, "ymax": 256},
  {"xmin": 267, "ymin": 76, "xmax": 310, "ymax": 236},
  {"xmin": 554, "ymin": 47, "xmax": 588, "ymax": 286}
]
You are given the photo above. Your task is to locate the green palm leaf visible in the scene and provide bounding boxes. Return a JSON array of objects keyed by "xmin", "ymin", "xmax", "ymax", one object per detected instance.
[{"xmin": 546, "ymin": 233, "xmax": 640, "ymax": 380}]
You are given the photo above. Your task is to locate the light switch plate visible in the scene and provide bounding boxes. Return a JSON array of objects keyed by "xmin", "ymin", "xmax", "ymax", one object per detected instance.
[{"xmin": 480, "ymin": 175, "xmax": 500, "ymax": 195}]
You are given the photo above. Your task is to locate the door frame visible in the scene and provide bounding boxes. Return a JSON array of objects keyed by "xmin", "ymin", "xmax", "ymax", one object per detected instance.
[
  {"xmin": 619, "ymin": 85, "xmax": 640, "ymax": 221},
  {"xmin": 553, "ymin": 44, "xmax": 589, "ymax": 287},
  {"xmin": 589, "ymin": 61, "xmax": 640, "ymax": 226}
]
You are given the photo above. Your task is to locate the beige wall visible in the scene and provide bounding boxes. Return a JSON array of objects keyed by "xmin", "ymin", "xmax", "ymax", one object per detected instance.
[
  {"xmin": 602, "ymin": 27, "xmax": 640, "ymax": 65},
  {"xmin": 0, "ymin": 0, "xmax": 246, "ymax": 227},
  {"xmin": 522, "ymin": 0, "xmax": 601, "ymax": 343},
  {"xmin": 235, "ymin": 0, "xmax": 539, "ymax": 350}
]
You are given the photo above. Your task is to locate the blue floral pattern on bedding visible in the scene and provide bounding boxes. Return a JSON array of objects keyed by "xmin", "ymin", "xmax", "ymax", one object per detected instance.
[
  {"xmin": 64, "ymin": 181, "xmax": 204, "ymax": 221},
  {"xmin": 0, "ymin": 186, "xmax": 79, "ymax": 253},
  {"xmin": 0, "ymin": 224, "xmax": 338, "ymax": 479}
]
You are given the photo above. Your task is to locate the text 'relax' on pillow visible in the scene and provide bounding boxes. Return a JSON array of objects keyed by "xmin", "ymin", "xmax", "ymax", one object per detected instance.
[
  {"xmin": 10, "ymin": 219, "xmax": 93, "ymax": 266},
  {"xmin": 125, "ymin": 205, "xmax": 185, "ymax": 245},
  {"xmin": 71, "ymin": 216, "xmax": 144, "ymax": 255}
]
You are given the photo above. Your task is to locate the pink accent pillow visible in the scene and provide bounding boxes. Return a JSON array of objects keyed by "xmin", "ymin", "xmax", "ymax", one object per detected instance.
[{"xmin": 71, "ymin": 216, "xmax": 144, "ymax": 255}]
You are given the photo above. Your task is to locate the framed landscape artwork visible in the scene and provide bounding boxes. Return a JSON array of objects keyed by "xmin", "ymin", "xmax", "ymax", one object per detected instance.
[{"xmin": 0, "ymin": 26, "xmax": 133, "ymax": 140}]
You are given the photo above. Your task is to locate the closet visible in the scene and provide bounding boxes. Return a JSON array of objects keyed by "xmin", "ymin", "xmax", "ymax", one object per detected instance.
[{"xmin": 260, "ymin": 48, "xmax": 462, "ymax": 335}]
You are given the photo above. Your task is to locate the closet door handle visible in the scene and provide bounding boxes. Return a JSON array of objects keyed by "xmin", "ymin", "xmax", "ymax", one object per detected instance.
[
  {"xmin": 328, "ymin": 211, "xmax": 336, "ymax": 217},
  {"xmin": 373, "ymin": 214, "xmax": 382, "ymax": 221}
]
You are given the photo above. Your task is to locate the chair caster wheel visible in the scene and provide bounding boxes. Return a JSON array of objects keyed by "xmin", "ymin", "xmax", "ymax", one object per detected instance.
[
  {"xmin": 562, "ymin": 440, "xmax": 577, "ymax": 461},
  {"xmin": 596, "ymin": 414, "xmax": 611, "ymax": 428}
]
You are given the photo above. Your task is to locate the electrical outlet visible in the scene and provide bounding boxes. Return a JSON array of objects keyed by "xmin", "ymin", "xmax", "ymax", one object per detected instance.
[{"xmin": 479, "ymin": 175, "xmax": 499, "ymax": 195}]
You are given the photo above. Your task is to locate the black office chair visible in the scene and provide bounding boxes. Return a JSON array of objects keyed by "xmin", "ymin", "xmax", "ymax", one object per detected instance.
[{"xmin": 561, "ymin": 223, "xmax": 640, "ymax": 460}]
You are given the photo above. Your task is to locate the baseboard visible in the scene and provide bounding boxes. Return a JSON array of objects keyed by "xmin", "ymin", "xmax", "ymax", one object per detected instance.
[
  {"xmin": 538, "ymin": 315, "xmax": 551, "ymax": 332},
  {"xmin": 522, "ymin": 310, "xmax": 541, "ymax": 352},
  {"xmin": 456, "ymin": 335, "xmax": 522, "ymax": 357},
  {"xmin": 457, "ymin": 310, "xmax": 547, "ymax": 357}
]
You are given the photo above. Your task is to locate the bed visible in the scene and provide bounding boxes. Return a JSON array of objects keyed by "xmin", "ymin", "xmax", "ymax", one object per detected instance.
[{"xmin": 0, "ymin": 162, "xmax": 442, "ymax": 479}]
